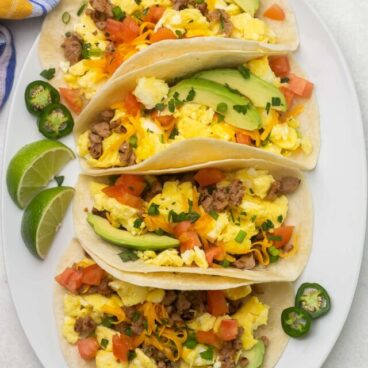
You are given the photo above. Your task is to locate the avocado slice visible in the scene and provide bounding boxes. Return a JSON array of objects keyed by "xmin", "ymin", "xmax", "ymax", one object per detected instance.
[
  {"xmin": 233, "ymin": 0, "xmax": 260, "ymax": 16},
  {"xmin": 87, "ymin": 213, "xmax": 180, "ymax": 250},
  {"xmin": 195, "ymin": 69, "xmax": 287, "ymax": 112},
  {"xmin": 238, "ymin": 340, "xmax": 265, "ymax": 368},
  {"xmin": 169, "ymin": 79, "xmax": 261, "ymax": 131}
]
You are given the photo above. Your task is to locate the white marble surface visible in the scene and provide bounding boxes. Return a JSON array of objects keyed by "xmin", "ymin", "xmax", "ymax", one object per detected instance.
[{"xmin": 0, "ymin": 0, "xmax": 367, "ymax": 367}]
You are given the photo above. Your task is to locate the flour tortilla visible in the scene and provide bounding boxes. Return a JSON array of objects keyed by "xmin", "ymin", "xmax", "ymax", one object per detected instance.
[
  {"xmin": 73, "ymin": 159, "xmax": 313, "ymax": 281},
  {"xmin": 73, "ymin": 51, "xmax": 319, "ymax": 172},
  {"xmin": 55, "ymin": 239, "xmax": 293, "ymax": 368},
  {"xmin": 38, "ymin": 0, "xmax": 299, "ymax": 93}
]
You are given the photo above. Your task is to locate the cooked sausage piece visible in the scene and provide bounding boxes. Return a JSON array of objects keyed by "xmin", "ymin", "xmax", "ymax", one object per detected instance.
[
  {"xmin": 266, "ymin": 176, "xmax": 301, "ymax": 200},
  {"xmin": 207, "ymin": 9, "xmax": 233, "ymax": 36},
  {"xmin": 232, "ymin": 253, "xmax": 256, "ymax": 270},
  {"xmin": 61, "ymin": 33, "xmax": 82, "ymax": 65},
  {"xmin": 74, "ymin": 316, "xmax": 96, "ymax": 336}
]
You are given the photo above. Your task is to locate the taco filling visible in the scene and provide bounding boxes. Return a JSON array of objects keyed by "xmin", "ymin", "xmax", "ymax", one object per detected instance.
[
  {"xmin": 77, "ymin": 56, "xmax": 313, "ymax": 168},
  {"xmin": 56, "ymin": 257, "xmax": 271, "ymax": 367},
  {"xmin": 86, "ymin": 167, "xmax": 300, "ymax": 270},
  {"xmin": 58, "ymin": 0, "xmax": 284, "ymax": 104}
]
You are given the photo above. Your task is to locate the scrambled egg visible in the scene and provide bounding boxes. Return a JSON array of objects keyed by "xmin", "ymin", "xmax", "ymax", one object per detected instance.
[
  {"xmin": 225, "ymin": 285, "xmax": 252, "ymax": 300},
  {"xmin": 135, "ymin": 129, "xmax": 166, "ymax": 163},
  {"xmin": 139, "ymin": 249, "xmax": 184, "ymax": 267},
  {"xmin": 111, "ymin": 0, "xmax": 139, "ymax": 15},
  {"xmin": 188, "ymin": 313, "xmax": 217, "ymax": 331},
  {"xmin": 247, "ymin": 56, "xmax": 279, "ymax": 85},
  {"xmin": 174, "ymin": 103, "xmax": 235, "ymax": 142},
  {"xmin": 133, "ymin": 77, "xmax": 169, "ymax": 110},
  {"xmin": 155, "ymin": 8, "xmax": 213, "ymax": 37},
  {"xmin": 233, "ymin": 297, "xmax": 269, "ymax": 350},
  {"xmin": 149, "ymin": 181, "xmax": 195, "ymax": 220},
  {"xmin": 182, "ymin": 345, "xmax": 216, "ymax": 366},
  {"xmin": 130, "ymin": 348, "xmax": 158, "ymax": 368},
  {"xmin": 181, "ymin": 246, "xmax": 209, "ymax": 268},
  {"xmin": 109, "ymin": 280, "xmax": 150, "ymax": 306},
  {"xmin": 96, "ymin": 350, "xmax": 127, "ymax": 368},
  {"xmin": 96, "ymin": 326, "xmax": 117, "ymax": 352},
  {"xmin": 90, "ymin": 182, "xmax": 143, "ymax": 234},
  {"xmin": 235, "ymin": 168, "xmax": 275, "ymax": 199},
  {"xmin": 231, "ymin": 13, "xmax": 275, "ymax": 43},
  {"xmin": 63, "ymin": 316, "xmax": 79, "ymax": 344}
]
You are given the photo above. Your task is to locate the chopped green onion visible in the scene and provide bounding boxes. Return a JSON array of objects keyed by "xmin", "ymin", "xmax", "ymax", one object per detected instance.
[
  {"xmin": 261, "ymin": 219, "xmax": 274, "ymax": 231},
  {"xmin": 209, "ymin": 210, "xmax": 219, "ymax": 220},
  {"xmin": 128, "ymin": 351, "xmax": 137, "ymax": 361},
  {"xmin": 272, "ymin": 97, "xmax": 281, "ymax": 106},
  {"xmin": 235, "ymin": 230, "xmax": 247, "ymax": 243},
  {"xmin": 124, "ymin": 326, "xmax": 133, "ymax": 336},
  {"xmin": 186, "ymin": 88, "xmax": 196, "ymax": 102},
  {"xmin": 54, "ymin": 175, "xmax": 64, "ymax": 186},
  {"xmin": 268, "ymin": 246, "xmax": 281, "ymax": 256},
  {"xmin": 168, "ymin": 99, "xmax": 176, "ymax": 113},
  {"xmin": 169, "ymin": 127, "xmax": 179, "ymax": 139},
  {"xmin": 268, "ymin": 235, "xmax": 282, "ymax": 241},
  {"xmin": 119, "ymin": 248, "xmax": 138, "ymax": 262},
  {"xmin": 77, "ymin": 1, "xmax": 87, "ymax": 16},
  {"xmin": 154, "ymin": 228, "xmax": 165, "ymax": 236},
  {"xmin": 155, "ymin": 102, "xmax": 165, "ymax": 111},
  {"xmin": 277, "ymin": 214, "xmax": 284, "ymax": 223},
  {"xmin": 148, "ymin": 203, "xmax": 160, "ymax": 216},
  {"xmin": 184, "ymin": 333, "xmax": 198, "ymax": 349},
  {"xmin": 62, "ymin": 11, "xmax": 71, "ymax": 24},
  {"xmin": 216, "ymin": 102, "xmax": 228, "ymax": 114},
  {"xmin": 238, "ymin": 65, "xmax": 251, "ymax": 79},
  {"xmin": 220, "ymin": 259, "xmax": 231, "ymax": 268},
  {"xmin": 129, "ymin": 135, "xmax": 138, "ymax": 148},
  {"xmin": 133, "ymin": 218, "xmax": 143, "ymax": 228},
  {"xmin": 100, "ymin": 338, "xmax": 109, "ymax": 349},
  {"xmin": 266, "ymin": 102, "xmax": 271, "ymax": 114},
  {"xmin": 200, "ymin": 346, "xmax": 214, "ymax": 360},
  {"xmin": 233, "ymin": 104, "xmax": 249, "ymax": 115},
  {"xmin": 112, "ymin": 6, "xmax": 126, "ymax": 21}
]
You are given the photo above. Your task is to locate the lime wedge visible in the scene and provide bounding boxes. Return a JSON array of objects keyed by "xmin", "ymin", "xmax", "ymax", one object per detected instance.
[
  {"xmin": 6, "ymin": 139, "xmax": 75, "ymax": 208},
  {"xmin": 21, "ymin": 186, "xmax": 75, "ymax": 259}
]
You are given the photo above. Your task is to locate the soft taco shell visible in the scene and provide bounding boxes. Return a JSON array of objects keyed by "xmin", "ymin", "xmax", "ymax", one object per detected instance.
[
  {"xmin": 55, "ymin": 239, "xmax": 293, "ymax": 368},
  {"xmin": 73, "ymin": 159, "xmax": 313, "ymax": 281},
  {"xmin": 73, "ymin": 51, "xmax": 319, "ymax": 172},
  {"xmin": 39, "ymin": 0, "xmax": 299, "ymax": 92}
]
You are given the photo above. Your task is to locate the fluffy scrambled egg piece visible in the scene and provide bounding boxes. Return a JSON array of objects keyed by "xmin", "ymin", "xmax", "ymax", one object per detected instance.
[
  {"xmin": 74, "ymin": 13, "xmax": 107, "ymax": 50},
  {"xmin": 155, "ymin": 8, "xmax": 213, "ymax": 37},
  {"xmin": 188, "ymin": 313, "xmax": 217, "ymax": 332},
  {"xmin": 130, "ymin": 348, "xmax": 158, "ymax": 368},
  {"xmin": 235, "ymin": 168, "xmax": 275, "ymax": 199},
  {"xmin": 139, "ymin": 249, "xmax": 185, "ymax": 267},
  {"xmin": 174, "ymin": 103, "xmax": 235, "ymax": 142},
  {"xmin": 90, "ymin": 182, "xmax": 143, "ymax": 234},
  {"xmin": 63, "ymin": 316, "xmax": 79, "ymax": 344},
  {"xmin": 247, "ymin": 56, "xmax": 279, "ymax": 85},
  {"xmin": 270, "ymin": 123, "xmax": 301, "ymax": 151},
  {"xmin": 133, "ymin": 77, "xmax": 169, "ymax": 110},
  {"xmin": 96, "ymin": 350, "xmax": 127, "ymax": 368},
  {"xmin": 225, "ymin": 285, "xmax": 252, "ymax": 300},
  {"xmin": 233, "ymin": 297, "xmax": 269, "ymax": 350},
  {"xmin": 135, "ymin": 129, "xmax": 166, "ymax": 163},
  {"xmin": 181, "ymin": 246, "xmax": 209, "ymax": 268},
  {"xmin": 150, "ymin": 181, "xmax": 195, "ymax": 220},
  {"xmin": 182, "ymin": 344, "xmax": 216, "ymax": 366},
  {"xmin": 96, "ymin": 326, "xmax": 117, "ymax": 352},
  {"xmin": 231, "ymin": 13, "xmax": 275, "ymax": 43}
]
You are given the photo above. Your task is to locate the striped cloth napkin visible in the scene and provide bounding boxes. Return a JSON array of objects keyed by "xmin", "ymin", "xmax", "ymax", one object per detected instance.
[{"xmin": 0, "ymin": 0, "xmax": 60, "ymax": 109}]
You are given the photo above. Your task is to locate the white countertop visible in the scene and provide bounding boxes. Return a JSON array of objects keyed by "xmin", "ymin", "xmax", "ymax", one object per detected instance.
[{"xmin": 0, "ymin": 0, "xmax": 367, "ymax": 366}]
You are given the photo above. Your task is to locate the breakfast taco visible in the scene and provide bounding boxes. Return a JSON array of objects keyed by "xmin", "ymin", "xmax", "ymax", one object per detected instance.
[
  {"xmin": 55, "ymin": 239, "xmax": 293, "ymax": 367},
  {"xmin": 39, "ymin": 0, "xmax": 298, "ymax": 111},
  {"xmin": 73, "ymin": 159, "xmax": 313, "ymax": 282},
  {"xmin": 74, "ymin": 52, "xmax": 319, "ymax": 172}
]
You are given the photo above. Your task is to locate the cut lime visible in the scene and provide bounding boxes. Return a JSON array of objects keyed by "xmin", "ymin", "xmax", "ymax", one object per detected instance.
[
  {"xmin": 21, "ymin": 186, "xmax": 75, "ymax": 259},
  {"xmin": 6, "ymin": 139, "xmax": 75, "ymax": 208}
]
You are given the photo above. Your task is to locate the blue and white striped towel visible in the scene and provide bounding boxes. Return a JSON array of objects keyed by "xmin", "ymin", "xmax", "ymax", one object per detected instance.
[{"xmin": 0, "ymin": 0, "xmax": 60, "ymax": 109}]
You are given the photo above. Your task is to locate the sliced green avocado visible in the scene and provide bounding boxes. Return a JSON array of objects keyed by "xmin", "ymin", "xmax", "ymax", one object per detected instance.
[
  {"xmin": 169, "ymin": 79, "xmax": 261, "ymax": 131},
  {"xmin": 195, "ymin": 69, "xmax": 287, "ymax": 112},
  {"xmin": 233, "ymin": 0, "xmax": 260, "ymax": 16},
  {"xmin": 87, "ymin": 213, "xmax": 180, "ymax": 250},
  {"xmin": 238, "ymin": 340, "xmax": 265, "ymax": 368}
]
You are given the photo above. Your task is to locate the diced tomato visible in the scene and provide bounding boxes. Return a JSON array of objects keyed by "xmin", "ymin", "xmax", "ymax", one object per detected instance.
[
  {"xmin": 59, "ymin": 88, "xmax": 83, "ymax": 114},
  {"xmin": 106, "ymin": 51, "xmax": 125, "ymax": 74},
  {"xmin": 196, "ymin": 330, "xmax": 222, "ymax": 348},
  {"xmin": 112, "ymin": 335, "xmax": 131, "ymax": 362},
  {"xmin": 263, "ymin": 4, "xmax": 285, "ymax": 21},
  {"xmin": 144, "ymin": 5, "xmax": 165, "ymax": 23},
  {"xmin": 124, "ymin": 92, "xmax": 141, "ymax": 116},
  {"xmin": 150, "ymin": 27, "xmax": 177, "ymax": 43},
  {"xmin": 207, "ymin": 290, "xmax": 228, "ymax": 316},
  {"xmin": 205, "ymin": 246, "xmax": 225, "ymax": 265},
  {"xmin": 269, "ymin": 56, "xmax": 290, "ymax": 77},
  {"xmin": 194, "ymin": 168, "xmax": 225, "ymax": 187},
  {"xmin": 179, "ymin": 231, "xmax": 201, "ymax": 253},
  {"xmin": 151, "ymin": 110, "xmax": 175, "ymax": 126},
  {"xmin": 103, "ymin": 186, "xmax": 143, "ymax": 209},
  {"xmin": 81, "ymin": 264, "xmax": 105, "ymax": 286},
  {"xmin": 236, "ymin": 132, "xmax": 252, "ymax": 145},
  {"xmin": 280, "ymin": 86, "xmax": 295, "ymax": 108},
  {"xmin": 115, "ymin": 175, "xmax": 146, "ymax": 197},
  {"xmin": 286, "ymin": 74, "xmax": 314, "ymax": 98},
  {"xmin": 218, "ymin": 319, "xmax": 239, "ymax": 341},
  {"xmin": 77, "ymin": 337, "xmax": 99, "ymax": 361},
  {"xmin": 272, "ymin": 226, "xmax": 294, "ymax": 249},
  {"xmin": 173, "ymin": 221, "xmax": 192, "ymax": 237},
  {"xmin": 106, "ymin": 17, "xmax": 140, "ymax": 44},
  {"xmin": 55, "ymin": 267, "xmax": 83, "ymax": 293}
]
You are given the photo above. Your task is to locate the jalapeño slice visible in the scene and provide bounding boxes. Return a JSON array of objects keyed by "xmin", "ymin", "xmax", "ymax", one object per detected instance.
[
  {"xmin": 295, "ymin": 283, "xmax": 331, "ymax": 319},
  {"xmin": 25, "ymin": 80, "xmax": 60, "ymax": 116},
  {"xmin": 281, "ymin": 306, "xmax": 312, "ymax": 338},
  {"xmin": 38, "ymin": 103, "xmax": 74, "ymax": 139}
]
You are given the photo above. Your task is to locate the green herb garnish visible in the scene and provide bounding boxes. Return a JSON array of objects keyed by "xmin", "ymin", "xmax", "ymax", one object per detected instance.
[
  {"xmin": 100, "ymin": 338, "xmax": 109, "ymax": 349},
  {"xmin": 54, "ymin": 175, "xmax": 64, "ymax": 186},
  {"xmin": 40, "ymin": 68, "xmax": 56, "ymax": 80},
  {"xmin": 133, "ymin": 218, "xmax": 143, "ymax": 228},
  {"xmin": 169, "ymin": 127, "xmax": 179, "ymax": 139},
  {"xmin": 77, "ymin": 1, "xmax": 87, "ymax": 16},
  {"xmin": 184, "ymin": 333, "xmax": 198, "ymax": 349},
  {"xmin": 62, "ymin": 12, "xmax": 71, "ymax": 24},
  {"xmin": 233, "ymin": 104, "xmax": 249, "ymax": 115},
  {"xmin": 119, "ymin": 248, "xmax": 138, "ymax": 262},
  {"xmin": 261, "ymin": 219, "xmax": 274, "ymax": 231},
  {"xmin": 272, "ymin": 97, "xmax": 281, "ymax": 106},
  {"xmin": 155, "ymin": 102, "xmax": 165, "ymax": 111},
  {"xmin": 129, "ymin": 135, "xmax": 138, "ymax": 148},
  {"xmin": 148, "ymin": 203, "xmax": 160, "ymax": 216},
  {"xmin": 209, "ymin": 210, "xmax": 219, "ymax": 220},
  {"xmin": 216, "ymin": 102, "xmax": 228, "ymax": 114},
  {"xmin": 266, "ymin": 102, "xmax": 271, "ymax": 114},
  {"xmin": 186, "ymin": 88, "xmax": 196, "ymax": 102},
  {"xmin": 235, "ymin": 230, "xmax": 247, "ymax": 243},
  {"xmin": 200, "ymin": 346, "xmax": 214, "ymax": 360},
  {"xmin": 277, "ymin": 215, "xmax": 283, "ymax": 223},
  {"xmin": 238, "ymin": 65, "xmax": 251, "ymax": 79},
  {"xmin": 112, "ymin": 6, "xmax": 126, "ymax": 20}
]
